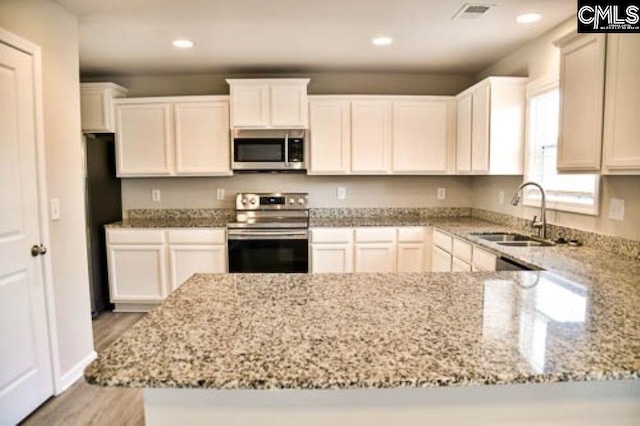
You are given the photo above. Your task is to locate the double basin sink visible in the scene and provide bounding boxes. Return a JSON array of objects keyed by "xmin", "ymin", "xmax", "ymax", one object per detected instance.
[{"xmin": 471, "ymin": 232, "xmax": 555, "ymax": 247}]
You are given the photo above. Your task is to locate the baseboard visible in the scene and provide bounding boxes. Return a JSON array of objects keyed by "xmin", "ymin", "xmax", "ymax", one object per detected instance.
[{"xmin": 56, "ymin": 350, "xmax": 97, "ymax": 395}]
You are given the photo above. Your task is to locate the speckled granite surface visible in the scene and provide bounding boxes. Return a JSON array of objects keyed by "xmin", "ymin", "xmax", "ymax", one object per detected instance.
[{"xmin": 85, "ymin": 265, "xmax": 640, "ymax": 389}]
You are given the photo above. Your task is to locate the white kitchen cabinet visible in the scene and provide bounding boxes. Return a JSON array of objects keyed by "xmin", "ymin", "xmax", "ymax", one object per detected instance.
[
  {"xmin": 392, "ymin": 99, "xmax": 453, "ymax": 173},
  {"xmin": 351, "ymin": 100, "xmax": 393, "ymax": 173},
  {"xmin": 432, "ymin": 246, "xmax": 452, "ymax": 272},
  {"xmin": 227, "ymin": 79, "xmax": 309, "ymax": 129},
  {"xmin": 397, "ymin": 244, "xmax": 425, "ymax": 272},
  {"xmin": 452, "ymin": 257, "xmax": 472, "ymax": 272},
  {"xmin": 115, "ymin": 96, "xmax": 231, "ymax": 177},
  {"xmin": 80, "ymin": 82, "xmax": 128, "ymax": 133},
  {"xmin": 107, "ymin": 228, "xmax": 227, "ymax": 311},
  {"xmin": 310, "ymin": 228, "xmax": 354, "ymax": 273},
  {"xmin": 167, "ymin": 229, "xmax": 227, "ymax": 291},
  {"xmin": 455, "ymin": 77, "xmax": 527, "ymax": 175},
  {"xmin": 472, "ymin": 246, "xmax": 497, "ymax": 272},
  {"xmin": 354, "ymin": 227, "xmax": 397, "ymax": 273},
  {"xmin": 555, "ymin": 33, "xmax": 606, "ymax": 171},
  {"xmin": 308, "ymin": 98, "xmax": 351, "ymax": 174},
  {"xmin": 174, "ymin": 100, "xmax": 231, "ymax": 175},
  {"xmin": 106, "ymin": 229, "xmax": 168, "ymax": 310},
  {"xmin": 602, "ymin": 34, "xmax": 640, "ymax": 174}
]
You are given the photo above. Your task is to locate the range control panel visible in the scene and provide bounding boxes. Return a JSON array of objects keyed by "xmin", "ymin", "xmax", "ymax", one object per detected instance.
[{"xmin": 235, "ymin": 193, "xmax": 308, "ymax": 210}]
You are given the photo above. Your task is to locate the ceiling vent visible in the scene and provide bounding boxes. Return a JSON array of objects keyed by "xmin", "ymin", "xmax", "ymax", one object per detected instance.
[{"xmin": 452, "ymin": 3, "xmax": 495, "ymax": 20}]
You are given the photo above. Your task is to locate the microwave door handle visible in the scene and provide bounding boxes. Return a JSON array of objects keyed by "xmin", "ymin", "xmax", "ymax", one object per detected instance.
[{"xmin": 284, "ymin": 133, "xmax": 289, "ymax": 166}]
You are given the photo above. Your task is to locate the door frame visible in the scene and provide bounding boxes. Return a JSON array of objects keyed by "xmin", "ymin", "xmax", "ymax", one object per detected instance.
[{"xmin": 0, "ymin": 27, "xmax": 62, "ymax": 393}]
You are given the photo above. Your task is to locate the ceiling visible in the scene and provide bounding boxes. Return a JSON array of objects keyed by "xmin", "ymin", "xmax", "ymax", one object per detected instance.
[{"xmin": 54, "ymin": 0, "xmax": 576, "ymax": 76}]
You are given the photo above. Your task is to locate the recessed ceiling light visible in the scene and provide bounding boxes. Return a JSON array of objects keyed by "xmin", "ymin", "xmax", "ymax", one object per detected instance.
[
  {"xmin": 172, "ymin": 39, "xmax": 195, "ymax": 49},
  {"xmin": 372, "ymin": 36, "xmax": 393, "ymax": 46},
  {"xmin": 516, "ymin": 13, "xmax": 542, "ymax": 24}
]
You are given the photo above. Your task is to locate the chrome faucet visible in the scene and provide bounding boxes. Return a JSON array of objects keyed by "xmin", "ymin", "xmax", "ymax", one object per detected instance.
[{"xmin": 510, "ymin": 181, "xmax": 547, "ymax": 240}]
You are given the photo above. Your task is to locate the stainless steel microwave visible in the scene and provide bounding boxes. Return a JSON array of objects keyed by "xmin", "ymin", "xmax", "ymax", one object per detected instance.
[{"xmin": 231, "ymin": 129, "xmax": 306, "ymax": 172}]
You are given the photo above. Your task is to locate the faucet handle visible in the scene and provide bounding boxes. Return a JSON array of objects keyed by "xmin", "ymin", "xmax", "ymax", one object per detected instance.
[{"xmin": 531, "ymin": 215, "xmax": 543, "ymax": 229}]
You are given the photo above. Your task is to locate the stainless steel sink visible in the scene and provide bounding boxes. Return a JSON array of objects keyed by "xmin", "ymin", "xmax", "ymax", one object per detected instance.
[{"xmin": 471, "ymin": 232, "xmax": 554, "ymax": 247}]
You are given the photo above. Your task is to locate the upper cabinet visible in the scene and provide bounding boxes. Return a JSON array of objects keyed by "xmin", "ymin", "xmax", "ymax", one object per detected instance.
[
  {"xmin": 455, "ymin": 77, "xmax": 527, "ymax": 175},
  {"xmin": 80, "ymin": 82, "xmax": 128, "ymax": 133},
  {"xmin": 308, "ymin": 96, "xmax": 456, "ymax": 175},
  {"xmin": 555, "ymin": 33, "xmax": 607, "ymax": 172},
  {"xmin": 602, "ymin": 34, "xmax": 640, "ymax": 173},
  {"xmin": 115, "ymin": 96, "xmax": 231, "ymax": 177},
  {"xmin": 227, "ymin": 79, "xmax": 309, "ymax": 129}
]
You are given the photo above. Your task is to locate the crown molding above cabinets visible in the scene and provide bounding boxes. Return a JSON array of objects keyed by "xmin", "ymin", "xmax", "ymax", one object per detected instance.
[{"xmin": 227, "ymin": 79, "xmax": 310, "ymax": 129}]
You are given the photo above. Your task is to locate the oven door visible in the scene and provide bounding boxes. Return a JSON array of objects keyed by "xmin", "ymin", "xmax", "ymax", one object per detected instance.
[{"xmin": 227, "ymin": 229, "xmax": 309, "ymax": 273}]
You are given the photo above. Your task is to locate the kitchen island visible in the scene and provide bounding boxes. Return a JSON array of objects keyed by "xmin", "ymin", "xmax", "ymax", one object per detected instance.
[{"xmin": 85, "ymin": 266, "xmax": 640, "ymax": 425}]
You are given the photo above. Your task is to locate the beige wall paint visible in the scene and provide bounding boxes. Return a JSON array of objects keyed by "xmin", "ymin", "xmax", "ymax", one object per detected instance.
[
  {"xmin": 122, "ymin": 175, "xmax": 473, "ymax": 213},
  {"xmin": 0, "ymin": 0, "xmax": 94, "ymax": 381},
  {"xmin": 473, "ymin": 19, "xmax": 640, "ymax": 241},
  {"xmin": 83, "ymin": 71, "xmax": 474, "ymax": 97}
]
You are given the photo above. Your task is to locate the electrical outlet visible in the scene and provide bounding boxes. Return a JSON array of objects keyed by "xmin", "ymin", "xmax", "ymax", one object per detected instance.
[
  {"xmin": 337, "ymin": 186, "xmax": 347, "ymax": 200},
  {"xmin": 216, "ymin": 188, "xmax": 225, "ymax": 201},
  {"xmin": 609, "ymin": 198, "xmax": 625, "ymax": 221},
  {"xmin": 498, "ymin": 191, "xmax": 505, "ymax": 205},
  {"xmin": 437, "ymin": 188, "xmax": 446, "ymax": 201},
  {"xmin": 50, "ymin": 198, "xmax": 61, "ymax": 221},
  {"xmin": 151, "ymin": 189, "xmax": 161, "ymax": 202}
]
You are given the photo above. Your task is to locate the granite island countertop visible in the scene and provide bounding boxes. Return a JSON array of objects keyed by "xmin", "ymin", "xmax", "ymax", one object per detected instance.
[{"xmin": 86, "ymin": 267, "xmax": 640, "ymax": 389}]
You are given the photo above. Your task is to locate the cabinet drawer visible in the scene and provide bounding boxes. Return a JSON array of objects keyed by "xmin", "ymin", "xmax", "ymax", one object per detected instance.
[
  {"xmin": 107, "ymin": 229, "xmax": 165, "ymax": 244},
  {"xmin": 452, "ymin": 238, "xmax": 472, "ymax": 263},
  {"xmin": 355, "ymin": 227, "xmax": 396, "ymax": 243},
  {"xmin": 473, "ymin": 246, "xmax": 497, "ymax": 271},
  {"xmin": 311, "ymin": 228, "xmax": 353, "ymax": 244},
  {"xmin": 397, "ymin": 227, "xmax": 426, "ymax": 243},
  {"xmin": 452, "ymin": 257, "xmax": 472, "ymax": 272},
  {"xmin": 433, "ymin": 229, "xmax": 453, "ymax": 252},
  {"xmin": 167, "ymin": 228, "xmax": 225, "ymax": 244}
]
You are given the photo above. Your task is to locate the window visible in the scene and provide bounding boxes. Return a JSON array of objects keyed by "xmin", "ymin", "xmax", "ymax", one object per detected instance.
[{"xmin": 524, "ymin": 78, "xmax": 599, "ymax": 215}]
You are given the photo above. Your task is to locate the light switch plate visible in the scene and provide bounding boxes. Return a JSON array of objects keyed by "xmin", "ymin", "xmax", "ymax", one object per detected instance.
[
  {"xmin": 437, "ymin": 188, "xmax": 446, "ymax": 201},
  {"xmin": 216, "ymin": 188, "xmax": 225, "ymax": 201},
  {"xmin": 50, "ymin": 198, "xmax": 60, "ymax": 221},
  {"xmin": 337, "ymin": 187, "xmax": 346, "ymax": 200},
  {"xmin": 151, "ymin": 189, "xmax": 161, "ymax": 202},
  {"xmin": 609, "ymin": 198, "xmax": 625, "ymax": 221}
]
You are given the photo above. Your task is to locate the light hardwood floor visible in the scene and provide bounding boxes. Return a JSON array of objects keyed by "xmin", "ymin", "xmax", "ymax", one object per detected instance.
[{"xmin": 21, "ymin": 312, "xmax": 146, "ymax": 426}]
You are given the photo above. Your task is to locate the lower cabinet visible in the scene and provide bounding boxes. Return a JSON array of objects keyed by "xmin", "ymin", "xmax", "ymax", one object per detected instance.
[
  {"xmin": 311, "ymin": 226, "xmax": 429, "ymax": 273},
  {"xmin": 107, "ymin": 228, "xmax": 226, "ymax": 311},
  {"xmin": 432, "ymin": 228, "xmax": 497, "ymax": 272}
]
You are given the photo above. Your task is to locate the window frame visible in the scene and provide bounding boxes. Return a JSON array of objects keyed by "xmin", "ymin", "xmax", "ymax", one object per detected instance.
[{"xmin": 523, "ymin": 77, "xmax": 600, "ymax": 216}]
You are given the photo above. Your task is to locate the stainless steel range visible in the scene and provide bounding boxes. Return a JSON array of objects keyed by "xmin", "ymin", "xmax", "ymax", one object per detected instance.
[{"xmin": 227, "ymin": 192, "xmax": 309, "ymax": 273}]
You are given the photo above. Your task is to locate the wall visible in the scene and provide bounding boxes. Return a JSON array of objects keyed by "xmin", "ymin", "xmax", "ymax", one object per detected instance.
[
  {"xmin": 474, "ymin": 19, "xmax": 640, "ymax": 241},
  {"xmin": 83, "ymin": 71, "xmax": 474, "ymax": 97},
  {"xmin": 0, "ymin": 0, "xmax": 95, "ymax": 388},
  {"xmin": 122, "ymin": 175, "xmax": 473, "ymax": 213}
]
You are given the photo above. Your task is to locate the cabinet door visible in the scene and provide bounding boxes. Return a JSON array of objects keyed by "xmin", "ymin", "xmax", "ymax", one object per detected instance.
[
  {"xmin": 81, "ymin": 88, "xmax": 112, "ymax": 132},
  {"xmin": 452, "ymin": 257, "xmax": 472, "ymax": 272},
  {"xmin": 230, "ymin": 83, "xmax": 269, "ymax": 128},
  {"xmin": 392, "ymin": 100, "xmax": 449, "ymax": 173},
  {"xmin": 603, "ymin": 34, "xmax": 640, "ymax": 172},
  {"xmin": 351, "ymin": 101, "xmax": 392, "ymax": 173},
  {"xmin": 431, "ymin": 246, "xmax": 452, "ymax": 272},
  {"xmin": 174, "ymin": 101, "xmax": 231, "ymax": 175},
  {"xmin": 311, "ymin": 244, "xmax": 353, "ymax": 273},
  {"xmin": 107, "ymin": 244, "xmax": 167, "ymax": 302},
  {"xmin": 309, "ymin": 100, "xmax": 351, "ymax": 174},
  {"xmin": 115, "ymin": 103, "xmax": 173, "ymax": 176},
  {"xmin": 471, "ymin": 82, "xmax": 490, "ymax": 173},
  {"xmin": 354, "ymin": 243, "xmax": 397, "ymax": 273},
  {"xmin": 557, "ymin": 34, "xmax": 606, "ymax": 171},
  {"xmin": 456, "ymin": 93, "xmax": 473, "ymax": 173},
  {"xmin": 270, "ymin": 83, "xmax": 308, "ymax": 128},
  {"xmin": 168, "ymin": 245, "xmax": 226, "ymax": 291},
  {"xmin": 397, "ymin": 243, "xmax": 425, "ymax": 273}
]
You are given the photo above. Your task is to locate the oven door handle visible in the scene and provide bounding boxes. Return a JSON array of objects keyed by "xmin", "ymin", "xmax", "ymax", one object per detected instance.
[{"xmin": 228, "ymin": 230, "xmax": 308, "ymax": 240}]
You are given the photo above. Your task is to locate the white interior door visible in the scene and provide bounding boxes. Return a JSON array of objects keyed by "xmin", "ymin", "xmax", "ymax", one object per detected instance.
[{"xmin": 0, "ymin": 39, "xmax": 53, "ymax": 424}]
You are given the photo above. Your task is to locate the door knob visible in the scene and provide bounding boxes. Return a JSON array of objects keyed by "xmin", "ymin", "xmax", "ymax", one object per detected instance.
[{"xmin": 31, "ymin": 244, "xmax": 47, "ymax": 257}]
